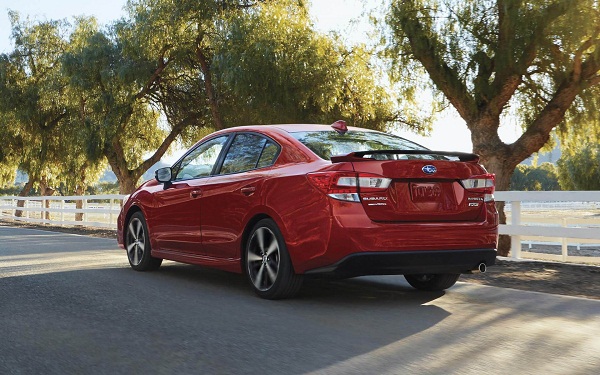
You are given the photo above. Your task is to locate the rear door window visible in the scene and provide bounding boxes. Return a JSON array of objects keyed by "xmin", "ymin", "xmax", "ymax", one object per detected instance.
[{"xmin": 219, "ymin": 133, "xmax": 280, "ymax": 174}]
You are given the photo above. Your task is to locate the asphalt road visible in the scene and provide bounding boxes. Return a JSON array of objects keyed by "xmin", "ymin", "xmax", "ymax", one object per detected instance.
[{"xmin": 1, "ymin": 226, "xmax": 599, "ymax": 375}]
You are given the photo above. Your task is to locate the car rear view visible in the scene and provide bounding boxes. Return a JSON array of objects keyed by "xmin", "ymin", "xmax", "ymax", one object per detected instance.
[{"xmin": 287, "ymin": 123, "xmax": 498, "ymax": 291}]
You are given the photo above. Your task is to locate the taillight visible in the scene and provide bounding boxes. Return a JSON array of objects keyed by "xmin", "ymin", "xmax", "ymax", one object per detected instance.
[
  {"xmin": 307, "ymin": 172, "xmax": 391, "ymax": 202},
  {"xmin": 461, "ymin": 174, "xmax": 495, "ymax": 202}
]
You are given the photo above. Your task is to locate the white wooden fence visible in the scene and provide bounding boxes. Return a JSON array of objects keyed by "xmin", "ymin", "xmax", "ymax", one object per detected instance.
[
  {"xmin": 0, "ymin": 195, "xmax": 125, "ymax": 229},
  {"xmin": 1, "ymin": 192, "xmax": 599, "ymax": 264},
  {"xmin": 495, "ymin": 191, "xmax": 600, "ymax": 264}
]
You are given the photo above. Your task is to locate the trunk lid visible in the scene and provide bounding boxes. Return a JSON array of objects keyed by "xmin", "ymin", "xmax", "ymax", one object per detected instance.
[{"xmin": 332, "ymin": 151, "xmax": 491, "ymax": 222}]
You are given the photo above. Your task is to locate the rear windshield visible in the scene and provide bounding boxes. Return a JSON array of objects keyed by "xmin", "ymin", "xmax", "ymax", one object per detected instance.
[{"xmin": 290, "ymin": 130, "xmax": 436, "ymax": 160}]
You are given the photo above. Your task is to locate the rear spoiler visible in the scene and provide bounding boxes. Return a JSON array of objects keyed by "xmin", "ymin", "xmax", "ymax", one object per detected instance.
[{"xmin": 330, "ymin": 150, "xmax": 480, "ymax": 163}]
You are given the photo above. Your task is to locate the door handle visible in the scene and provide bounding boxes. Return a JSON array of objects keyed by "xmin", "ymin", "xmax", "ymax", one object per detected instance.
[
  {"xmin": 190, "ymin": 190, "xmax": 202, "ymax": 198},
  {"xmin": 240, "ymin": 186, "xmax": 256, "ymax": 196}
]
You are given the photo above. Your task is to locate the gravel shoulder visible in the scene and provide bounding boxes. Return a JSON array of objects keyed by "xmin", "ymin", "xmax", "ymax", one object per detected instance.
[{"xmin": 2, "ymin": 219, "xmax": 599, "ymax": 300}]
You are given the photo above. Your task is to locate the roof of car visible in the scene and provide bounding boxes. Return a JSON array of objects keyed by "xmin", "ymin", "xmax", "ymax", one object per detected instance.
[
  {"xmin": 274, "ymin": 124, "xmax": 379, "ymax": 133},
  {"xmin": 223, "ymin": 123, "xmax": 379, "ymax": 133}
]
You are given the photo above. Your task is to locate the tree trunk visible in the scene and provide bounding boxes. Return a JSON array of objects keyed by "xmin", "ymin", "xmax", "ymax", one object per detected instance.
[
  {"xmin": 107, "ymin": 162, "xmax": 140, "ymax": 195},
  {"xmin": 196, "ymin": 47, "xmax": 224, "ymax": 130},
  {"xmin": 15, "ymin": 179, "xmax": 35, "ymax": 218},
  {"xmin": 75, "ymin": 184, "xmax": 85, "ymax": 222},
  {"xmin": 38, "ymin": 175, "xmax": 56, "ymax": 221},
  {"xmin": 118, "ymin": 177, "xmax": 139, "ymax": 195},
  {"xmin": 470, "ymin": 116, "xmax": 521, "ymax": 257},
  {"xmin": 473, "ymin": 146, "xmax": 519, "ymax": 257}
]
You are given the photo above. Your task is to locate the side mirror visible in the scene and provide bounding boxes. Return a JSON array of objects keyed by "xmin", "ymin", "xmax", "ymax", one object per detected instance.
[{"xmin": 155, "ymin": 167, "xmax": 173, "ymax": 183}]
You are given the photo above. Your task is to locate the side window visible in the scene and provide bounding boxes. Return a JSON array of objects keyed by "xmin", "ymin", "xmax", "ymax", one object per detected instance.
[
  {"xmin": 173, "ymin": 135, "xmax": 228, "ymax": 180},
  {"xmin": 220, "ymin": 134, "xmax": 266, "ymax": 174},
  {"xmin": 220, "ymin": 133, "xmax": 279, "ymax": 174},
  {"xmin": 257, "ymin": 140, "xmax": 280, "ymax": 168}
]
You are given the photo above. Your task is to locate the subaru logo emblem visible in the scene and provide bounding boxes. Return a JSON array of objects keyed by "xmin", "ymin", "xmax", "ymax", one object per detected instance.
[{"xmin": 422, "ymin": 165, "xmax": 437, "ymax": 174}]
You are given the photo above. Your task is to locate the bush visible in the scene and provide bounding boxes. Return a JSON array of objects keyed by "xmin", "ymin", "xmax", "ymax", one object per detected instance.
[{"xmin": 510, "ymin": 163, "xmax": 561, "ymax": 191}]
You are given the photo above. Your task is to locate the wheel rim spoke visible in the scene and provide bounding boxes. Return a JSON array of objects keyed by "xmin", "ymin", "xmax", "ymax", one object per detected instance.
[
  {"xmin": 133, "ymin": 245, "xmax": 140, "ymax": 265},
  {"xmin": 254, "ymin": 264, "xmax": 265, "ymax": 289},
  {"xmin": 256, "ymin": 228, "xmax": 265, "ymax": 253},
  {"xmin": 265, "ymin": 262, "xmax": 277, "ymax": 283},
  {"xmin": 265, "ymin": 241, "xmax": 278, "ymax": 257},
  {"xmin": 128, "ymin": 223, "xmax": 137, "ymax": 239},
  {"xmin": 247, "ymin": 252, "xmax": 262, "ymax": 263},
  {"xmin": 135, "ymin": 221, "xmax": 142, "ymax": 240},
  {"xmin": 127, "ymin": 242, "xmax": 136, "ymax": 253}
]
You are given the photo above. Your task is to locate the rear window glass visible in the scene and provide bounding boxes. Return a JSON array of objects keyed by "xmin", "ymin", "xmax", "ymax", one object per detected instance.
[{"xmin": 290, "ymin": 131, "xmax": 436, "ymax": 160}]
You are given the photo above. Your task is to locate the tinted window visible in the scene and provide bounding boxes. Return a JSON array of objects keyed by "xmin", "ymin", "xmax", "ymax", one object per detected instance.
[
  {"xmin": 290, "ymin": 131, "xmax": 434, "ymax": 160},
  {"xmin": 220, "ymin": 133, "xmax": 269, "ymax": 174},
  {"xmin": 173, "ymin": 135, "xmax": 228, "ymax": 180},
  {"xmin": 257, "ymin": 140, "xmax": 280, "ymax": 168}
]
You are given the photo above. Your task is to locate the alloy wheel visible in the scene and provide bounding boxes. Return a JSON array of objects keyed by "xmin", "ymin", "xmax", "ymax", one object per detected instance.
[
  {"xmin": 126, "ymin": 217, "xmax": 145, "ymax": 266},
  {"xmin": 247, "ymin": 227, "xmax": 281, "ymax": 291}
]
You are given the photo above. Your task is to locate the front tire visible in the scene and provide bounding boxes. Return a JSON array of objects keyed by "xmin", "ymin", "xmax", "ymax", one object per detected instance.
[
  {"xmin": 404, "ymin": 273, "xmax": 460, "ymax": 291},
  {"xmin": 244, "ymin": 219, "xmax": 302, "ymax": 299},
  {"xmin": 125, "ymin": 212, "xmax": 162, "ymax": 271}
]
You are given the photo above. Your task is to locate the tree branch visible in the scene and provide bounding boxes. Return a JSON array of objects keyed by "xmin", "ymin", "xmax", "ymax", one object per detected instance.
[
  {"xmin": 486, "ymin": 0, "xmax": 571, "ymax": 118},
  {"xmin": 511, "ymin": 80, "xmax": 581, "ymax": 162},
  {"xmin": 137, "ymin": 114, "xmax": 201, "ymax": 174},
  {"xmin": 393, "ymin": 1, "xmax": 477, "ymax": 123},
  {"xmin": 135, "ymin": 44, "xmax": 173, "ymax": 100}
]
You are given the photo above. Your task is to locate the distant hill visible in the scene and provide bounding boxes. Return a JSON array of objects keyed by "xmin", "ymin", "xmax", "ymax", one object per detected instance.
[
  {"xmin": 520, "ymin": 144, "xmax": 561, "ymax": 166},
  {"xmin": 13, "ymin": 160, "xmax": 173, "ymax": 187},
  {"xmin": 100, "ymin": 160, "xmax": 172, "ymax": 183}
]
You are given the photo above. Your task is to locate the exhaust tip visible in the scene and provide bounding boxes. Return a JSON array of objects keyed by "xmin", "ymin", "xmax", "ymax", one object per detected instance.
[{"xmin": 478, "ymin": 263, "xmax": 487, "ymax": 273}]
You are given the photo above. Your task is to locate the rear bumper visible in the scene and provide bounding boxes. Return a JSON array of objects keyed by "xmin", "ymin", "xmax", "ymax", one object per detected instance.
[{"xmin": 304, "ymin": 249, "xmax": 496, "ymax": 278}]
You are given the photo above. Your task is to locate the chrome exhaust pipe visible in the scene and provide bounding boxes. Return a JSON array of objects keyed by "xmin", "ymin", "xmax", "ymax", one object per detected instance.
[
  {"xmin": 476, "ymin": 263, "xmax": 487, "ymax": 273},
  {"xmin": 467, "ymin": 262, "xmax": 487, "ymax": 274}
]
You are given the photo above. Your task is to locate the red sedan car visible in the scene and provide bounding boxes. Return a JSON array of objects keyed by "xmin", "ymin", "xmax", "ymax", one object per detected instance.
[{"xmin": 117, "ymin": 122, "xmax": 498, "ymax": 299}]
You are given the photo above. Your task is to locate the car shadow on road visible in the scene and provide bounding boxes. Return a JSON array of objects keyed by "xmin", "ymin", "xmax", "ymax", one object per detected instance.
[
  {"xmin": 1, "ymin": 258, "xmax": 449, "ymax": 375},
  {"xmin": 155, "ymin": 262, "xmax": 445, "ymax": 304}
]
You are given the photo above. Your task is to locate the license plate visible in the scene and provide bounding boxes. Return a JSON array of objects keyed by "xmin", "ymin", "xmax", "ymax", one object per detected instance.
[{"xmin": 410, "ymin": 183, "xmax": 442, "ymax": 202}]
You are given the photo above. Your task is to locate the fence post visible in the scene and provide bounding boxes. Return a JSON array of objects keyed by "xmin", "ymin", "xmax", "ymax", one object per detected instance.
[
  {"xmin": 561, "ymin": 218, "xmax": 568, "ymax": 261},
  {"xmin": 511, "ymin": 200, "xmax": 522, "ymax": 259},
  {"xmin": 109, "ymin": 198, "xmax": 114, "ymax": 226},
  {"xmin": 83, "ymin": 198, "xmax": 88, "ymax": 224},
  {"xmin": 60, "ymin": 199, "xmax": 65, "ymax": 226},
  {"xmin": 41, "ymin": 198, "xmax": 46, "ymax": 224}
]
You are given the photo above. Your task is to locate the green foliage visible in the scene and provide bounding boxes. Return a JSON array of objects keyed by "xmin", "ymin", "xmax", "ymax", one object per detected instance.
[
  {"xmin": 0, "ymin": 13, "xmax": 73, "ymax": 190},
  {"xmin": 557, "ymin": 143, "xmax": 600, "ymax": 190},
  {"xmin": 0, "ymin": 111, "xmax": 19, "ymax": 186},
  {"xmin": 215, "ymin": 0, "xmax": 397, "ymax": 130},
  {"xmin": 0, "ymin": 185, "xmax": 23, "ymax": 195},
  {"xmin": 510, "ymin": 163, "xmax": 561, "ymax": 191},
  {"xmin": 85, "ymin": 181, "xmax": 121, "ymax": 195}
]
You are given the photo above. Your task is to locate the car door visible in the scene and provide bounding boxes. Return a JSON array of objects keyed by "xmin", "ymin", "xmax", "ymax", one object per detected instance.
[
  {"xmin": 151, "ymin": 135, "xmax": 230, "ymax": 254},
  {"xmin": 199, "ymin": 132, "xmax": 281, "ymax": 259}
]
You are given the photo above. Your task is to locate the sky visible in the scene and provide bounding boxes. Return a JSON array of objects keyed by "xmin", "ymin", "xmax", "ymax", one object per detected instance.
[{"xmin": 0, "ymin": 0, "xmax": 522, "ymax": 154}]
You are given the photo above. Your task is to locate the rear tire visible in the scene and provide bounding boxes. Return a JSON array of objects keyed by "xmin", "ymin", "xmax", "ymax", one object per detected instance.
[
  {"xmin": 404, "ymin": 273, "xmax": 460, "ymax": 291},
  {"xmin": 244, "ymin": 219, "xmax": 302, "ymax": 299},
  {"xmin": 125, "ymin": 212, "xmax": 162, "ymax": 271}
]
